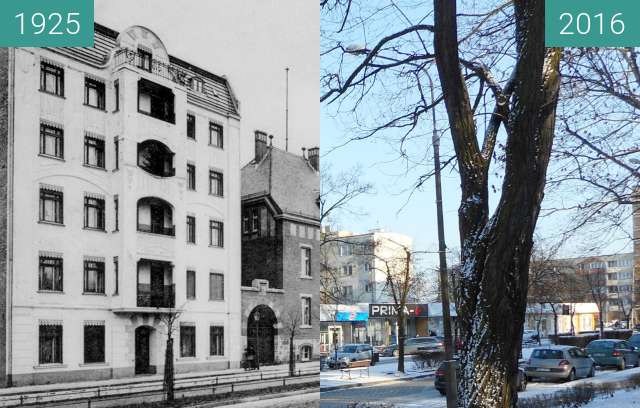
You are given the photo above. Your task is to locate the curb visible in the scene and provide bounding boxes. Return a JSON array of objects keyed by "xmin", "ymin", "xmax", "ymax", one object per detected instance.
[
  {"xmin": 191, "ymin": 387, "xmax": 319, "ymax": 407},
  {"xmin": 320, "ymin": 372, "xmax": 434, "ymax": 392}
]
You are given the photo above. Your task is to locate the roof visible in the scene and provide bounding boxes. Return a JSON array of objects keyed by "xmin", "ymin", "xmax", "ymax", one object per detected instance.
[
  {"xmin": 47, "ymin": 23, "xmax": 238, "ymax": 117},
  {"xmin": 241, "ymin": 147, "xmax": 319, "ymax": 221}
]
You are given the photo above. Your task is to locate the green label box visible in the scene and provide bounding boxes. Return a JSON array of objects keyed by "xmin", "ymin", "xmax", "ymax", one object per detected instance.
[
  {"xmin": 0, "ymin": 0, "xmax": 94, "ymax": 47},
  {"xmin": 546, "ymin": 0, "xmax": 640, "ymax": 47}
]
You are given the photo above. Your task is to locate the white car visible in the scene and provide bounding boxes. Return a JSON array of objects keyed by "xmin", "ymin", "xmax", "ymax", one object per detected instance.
[{"xmin": 326, "ymin": 344, "xmax": 373, "ymax": 368}]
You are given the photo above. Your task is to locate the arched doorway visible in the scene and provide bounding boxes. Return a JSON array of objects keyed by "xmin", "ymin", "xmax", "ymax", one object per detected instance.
[
  {"xmin": 135, "ymin": 326, "xmax": 153, "ymax": 374},
  {"xmin": 247, "ymin": 305, "xmax": 277, "ymax": 365}
]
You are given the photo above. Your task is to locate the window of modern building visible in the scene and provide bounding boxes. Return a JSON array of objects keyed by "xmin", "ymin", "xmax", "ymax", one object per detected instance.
[
  {"xmin": 40, "ymin": 61, "xmax": 64, "ymax": 97},
  {"xmin": 138, "ymin": 48, "xmax": 152, "ymax": 72},
  {"xmin": 84, "ymin": 195, "xmax": 105, "ymax": 230},
  {"xmin": 191, "ymin": 77, "xmax": 204, "ymax": 93},
  {"xmin": 39, "ymin": 187, "xmax": 63, "ymax": 224},
  {"xmin": 187, "ymin": 215, "xmax": 196, "ymax": 244},
  {"xmin": 84, "ymin": 135, "xmax": 105, "ymax": 168},
  {"xmin": 186, "ymin": 270, "xmax": 196, "ymax": 300},
  {"xmin": 39, "ymin": 255, "xmax": 63, "ymax": 292},
  {"xmin": 114, "ymin": 195, "xmax": 119, "ymax": 231},
  {"xmin": 209, "ymin": 273, "xmax": 224, "ymax": 301},
  {"xmin": 302, "ymin": 297, "xmax": 312, "ymax": 326},
  {"xmin": 209, "ymin": 170, "xmax": 223, "ymax": 197},
  {"xmin": 339, "ymin": 244, "xmax": 352, "ymax": 256},
  {"xmin": 39, "ymin": 324, "xmax": 62, "ymax": 364},
  {"xmin": 180, "ymin": 325, "xmax": 196, "ymax": 357},
  {"xmin": 342, "ymin": 286, "xmax": 353, "ymax": 298},
  {"xmin": 138, "ymin": 79, "xmax": 175, "ymax": 123},
  {"xmin": 39, "ymin": 123, "xmax": 64, "ymax": 159},
  {"xmin": 209, "ymin": 220, "xmax": 224, "ymax": 247},
  {"xmin": 210, "ymin": 326, "xmax": 224, "ymax": 356},
  {"xmin": 209, "ymin": 122, "xmax": 223, "ymax": 148},
  {"xmin": 187, "ymin": 164, "xmax": 196, "ymax": 190},
  {"xmin": 114, "ymin": 80, "xmax": 120, "ymax": 111},
  {"xmin": 301, "ymin": 247, "xmax": 311, "ymax": 277},
  {"xmin": 84, "ymin": 77, "xmax": 106, "ymax": 110},
  {"xmin": 84, "ymin": 259, "xmax": 105, "ymax": 294},
  {"xmin": 114, "ymin": 137, "xmax": 119, "ymax": 170},
  {"xmin": 113, "ymin": 257, "xmax": 119, "ymax": 295},
  {"xmin": 342, "ymin": 265, "xmax": 353, "ymax": 276},
  {"xmin": 187, "ymin": 114, "xmax": 196, "ymax": 139},
  {"xmin": 83, "ymin": 324, "xmax": 105, "ymax": 364}
]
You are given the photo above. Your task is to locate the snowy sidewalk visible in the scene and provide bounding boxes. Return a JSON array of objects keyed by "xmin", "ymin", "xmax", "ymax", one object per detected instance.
[{"xmin": 321, "ymin": 357, "xmax": 436, "ymax": 391}]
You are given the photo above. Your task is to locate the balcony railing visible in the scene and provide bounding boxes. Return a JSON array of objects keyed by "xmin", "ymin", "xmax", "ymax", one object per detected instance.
[
  {"xmin": 137, "ymin": 223, "xmax": 175, "ymax": 236},
  {"xmin": 113, "ymin": 49, "xmax": 191, "ymax": 87},
  {"xmin": 137, "ymin": 284, "xmax": 175, "ymax": 308}
]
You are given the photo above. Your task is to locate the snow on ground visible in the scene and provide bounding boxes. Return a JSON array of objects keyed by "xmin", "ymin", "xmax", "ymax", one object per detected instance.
[
  {"xmin": 321, "ymin": 356, "xmax": 435, "ymax": 390},
  {"xmin": 580, "ymin": 387, "xmax": 640, "ymax": 407}
]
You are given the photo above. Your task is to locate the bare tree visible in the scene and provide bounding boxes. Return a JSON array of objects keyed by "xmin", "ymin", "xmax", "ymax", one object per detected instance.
[
  {"xmin": 320, "ymin": 164, "xmax": 374, "ymax": 225},
  {"xmin": 157, "ymin": 305, "xmax": 185, "ymax": 403},
  {"xmin": 579, "ymin": 264, "xmax": 608, "ymax": 338}
]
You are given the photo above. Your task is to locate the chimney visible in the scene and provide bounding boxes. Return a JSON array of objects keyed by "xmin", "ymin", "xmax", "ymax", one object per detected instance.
[
  {"xmin": 308, "ymin": 147, "xmax": 319, "ymax": 172},
  {"xmin": 254, "ymin": 131, "xmax": 268, "ymax": 162}
]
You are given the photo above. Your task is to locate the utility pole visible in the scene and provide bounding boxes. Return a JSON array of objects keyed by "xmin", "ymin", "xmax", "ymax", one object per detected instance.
[
  {"xmin": 430, "ymin": 76, "xmax": 457, "ymax": 408},
  {"xmin": 285, "ymin": 67, "xmax": 289, "ymax": 152}
]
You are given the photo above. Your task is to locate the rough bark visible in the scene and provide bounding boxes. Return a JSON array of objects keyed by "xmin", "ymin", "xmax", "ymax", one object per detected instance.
[
  {"xmin": 433, "ymin": 1, "xmax": 562, "ymax": 407},
  {"xmin": 289, "ymin": 332, "xmax": 296, "ymax": 376},
  {"xmin": 164, "ymin": 337, "xmax": 174, "ymax": 402}
]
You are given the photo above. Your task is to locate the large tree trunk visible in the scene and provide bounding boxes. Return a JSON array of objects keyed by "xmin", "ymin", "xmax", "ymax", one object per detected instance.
[
  {"xmin": 397, "ymin": 315, "xmax": 406, "ymax": 373},
  {"xmin": 164, "ymin": 337, "xmax": 175, "ymax": 402},
  {"xmin": 289, "ymin": 332, "xmax": 296, "ymax": 376},
  {"xmin": 433, "ymin": 1, "xmax": 561, "ymax": 406}
]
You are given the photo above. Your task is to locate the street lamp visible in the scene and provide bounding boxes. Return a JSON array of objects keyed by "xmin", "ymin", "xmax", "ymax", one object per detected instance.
[{"xmin": 254, "ymin": 311, "xmax": 261, "ymax": 370}]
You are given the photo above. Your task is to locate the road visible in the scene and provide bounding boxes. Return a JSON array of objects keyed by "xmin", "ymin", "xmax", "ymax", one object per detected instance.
[{"xmin": 320, "ymin": 378, "xmax": 442, "ymax": 408}]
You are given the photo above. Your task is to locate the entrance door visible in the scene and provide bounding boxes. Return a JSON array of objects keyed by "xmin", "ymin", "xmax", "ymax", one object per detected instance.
[
  {"xmin": 247, "ymin": 305, "xmax": 277, "ymax": 365},
  {"xmin": 135, "ymin": 326, "xmax": 151, "ymax": 374}
]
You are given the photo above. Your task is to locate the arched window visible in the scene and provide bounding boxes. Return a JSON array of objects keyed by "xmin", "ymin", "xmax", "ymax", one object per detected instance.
[
  {"xmin": 137, "ymin": 197, "xmax": 174, "ymax": 236},
  {"xmin": 137, "ymin": 140, "xmax": 175, "ymax": 177}
]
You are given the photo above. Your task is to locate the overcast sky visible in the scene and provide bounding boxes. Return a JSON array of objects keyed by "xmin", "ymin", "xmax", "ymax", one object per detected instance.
[{"xmin": 95, "ymin": 0, "xmax": 319, "ymax": 164}]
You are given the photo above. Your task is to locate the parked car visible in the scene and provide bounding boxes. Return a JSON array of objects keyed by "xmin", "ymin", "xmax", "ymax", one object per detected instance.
[
  {"xmin": 381, "ymin": 344, "xmax": 399, "ymax": 357},
  {"xmin": 435, "ymin": 360, "xmax": 526, "ymax": 395},
  {"xmin": 525, "ymin": 346, "xmax": 595, "ymax": 382},
  {"xmin": 404, "ymin": 337, "xmax": 444, "ymax": 355},
  {"xmin": 628, "ymin": 333, "xmax": 640, "ymax": 349},
  {"xmin": 522, "ymin": 329, "xmax": 540, "ymax": 343},
  {"xmin": 326, "ymin": 344, "xmax": 373, "ymax": 369},
  {"xmin": 586, "ymin": 339, "xmax": 640, "ymax": 370}
]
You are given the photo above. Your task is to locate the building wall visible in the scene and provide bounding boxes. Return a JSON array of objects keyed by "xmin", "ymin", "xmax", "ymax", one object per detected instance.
[
  {"xmin": 0, "ymin": 48, "xmax": 10, "ymax": 387},
  {"xmin": 8, "ymin": 33, "xmax": 241, "ymax": 385}
]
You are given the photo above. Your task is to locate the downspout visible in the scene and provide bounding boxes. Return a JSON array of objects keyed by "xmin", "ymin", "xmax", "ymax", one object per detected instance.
[{"xmin": 6, "ymin": 48, "xmax": 15, "ymax": 387}]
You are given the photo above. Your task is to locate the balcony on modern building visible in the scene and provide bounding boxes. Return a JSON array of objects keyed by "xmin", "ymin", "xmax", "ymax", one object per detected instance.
[
  {"xmin": 137, "ymin": 197, "xmax": 175, "ymax": 237},
  {"xmin": 137, "ymin": 259, "xmax": 174, "ymax": 308},
  {"xmin": 137, "ymin": 140, "xmax": 175, "ymax": 177},
  {"xmin": 137, "ymin": 78, "xmax": 175, "ymax": 124}
]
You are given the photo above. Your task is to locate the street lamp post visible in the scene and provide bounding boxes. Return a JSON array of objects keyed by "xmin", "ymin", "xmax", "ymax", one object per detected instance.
[{"xmin": 254, "ymin": 311, "xmax": 261, "ymax": 370}]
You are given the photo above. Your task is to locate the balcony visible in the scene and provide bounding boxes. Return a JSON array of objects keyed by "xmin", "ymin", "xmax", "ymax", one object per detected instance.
[
  {"xmin": 113, "ymin": 49, "xmax": 191, "ymax": 87},
  {"xmin": 138, "ymin": 140, "xmax": 175, "ymax": 178},
  {"xmin": 137, "ymin": 197, "xmax": 174, "ymax": 237},
  {"xmin": 137, "ymin": 283, "xmax": 175, "ymax": 308},
  {"xmin": 137, "ymin": 223, "xmax": 175, "ymax": 236},
  {"xmin": 137, "ymin": 79, "xmax": 175, "ymax": 124}
]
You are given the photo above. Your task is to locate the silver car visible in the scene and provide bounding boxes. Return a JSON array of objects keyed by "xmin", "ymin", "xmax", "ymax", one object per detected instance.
[
  {"xmin": 525, "ymin": 345, "xmax": 595, "ymax": 382},
  {"xmin": 404, "ymin": 337, "xmax": 444, "ymax": 355},
  {"xmin": 326, "ymin": 344, "xmax": 373, "ymax": 368}
]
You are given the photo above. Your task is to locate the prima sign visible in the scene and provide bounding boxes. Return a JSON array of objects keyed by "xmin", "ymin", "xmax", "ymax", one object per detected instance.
[{"xmin": 369, "ymin": 304, "xmax": 428, "ymax": 318}]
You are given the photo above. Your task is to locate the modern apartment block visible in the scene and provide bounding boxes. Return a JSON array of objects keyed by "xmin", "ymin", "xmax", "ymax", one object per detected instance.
[
  {"xmin": 0, "ymin": 23, "xmax": 242, "ymax": 386},
  {"xmin": 240, "ymin": 133, "xmax": 320, "ymax": 365}
]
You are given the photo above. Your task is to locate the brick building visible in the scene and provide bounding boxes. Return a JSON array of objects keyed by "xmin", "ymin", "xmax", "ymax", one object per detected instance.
[
  {"xmin": 0, "ymin": 24, "xmax": 242, "ymax": 386},
  {"xmin": 240, "ymin": 133, "xmax": 320, "ymax": 365}
]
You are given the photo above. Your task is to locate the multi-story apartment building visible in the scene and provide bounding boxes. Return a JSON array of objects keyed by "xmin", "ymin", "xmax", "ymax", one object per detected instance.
[
  {"xmin": 240, "ymin": 133, "xmax": 320, "ymax": 364},
  {"xmin": 0, "ymin": 23, "xmax": 242, "ymax": 386}
]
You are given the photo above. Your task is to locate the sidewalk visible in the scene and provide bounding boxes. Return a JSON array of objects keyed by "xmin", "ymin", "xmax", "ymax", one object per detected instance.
[
  {"xmin": 0, "ymin": 361, "xmax": 319, "ymax": 397},
  {"xmin": 321, "ymin": 357, "xmax": 436, "ymax": 392}
]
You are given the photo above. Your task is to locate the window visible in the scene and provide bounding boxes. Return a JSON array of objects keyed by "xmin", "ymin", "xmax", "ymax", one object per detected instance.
[
  {"xmin": 301, "ymin": 247, "xmax": 311, "ymax": 277},
  {"xmin": 113, "ymin": 257, "xmax": 119, "ymax": 295},
  {"xmin": 242, "ymin": 214, "xmax": 250, "ymax": 234},
  {"xmin": 180, "ymin": 325, "xmax": 196, "ymax": 357},
  {"xmin": 187, "ymin": 164, "xmax": 196, "ymax": 190},
  {"xmin": 39, "ymin": 188, "xmax": 63, "ymax": 224},
  {"xmin": 187, "ymin": 216, "xmax": 196, "ymax": 244},
  {"xmin": 209, "ymin": 170, "xmax": 223, "ymax": 197},
  {"xmin": 138, "ymin": 48, "xmax": 152, "ymax": 71},
  {"xmin": 342, "ymin": 265, "xmax": 353, "ymax": 276},
  {"xmin": 339, "ymin": 244, "xmax": 352, "ymax": 256},
  {"xmin": 191, "ymin": 77, "xmax": 204, "ymax": 93},
  {"xmin": 342, "ymin": 286, "xmax": 353, "ymax": 298},
  {"xmin": 209, "ymin": 221, "xmax": 224, "ymax": 247},
  {"xmin": 209, "ymin": 122, "xmax": 223, "ymax": 148},
  {"xmin": 39, "ymin": 256, "xmax": 63, "ymax": 292},
  {"xmin": 114, "ymin": 80, "xmax": 119, "ymax": 111},
  {"xmin": 209, "ymin": 273, "xmax": 224, "ymax": 301},
  {"xmin": 84, "ymin": 77, "xmax": 105, "ymax": 110},
  {"xmin": 251, "ymin": 209, "xmax": 259, "ymax": 232},
  {"xmin": 114, "ymin": 196, "xmax": 119, "ymax": 231},
  {"xmin": 187, "ymin": 114, "xmax": 196, "ymax": 139},
  {"xmin": 114, "ymin": 137, "xmax": 119, "ymax": 170},
  {"xmin": 84, "ymin": 260, "xmax": 105, "ymax": 294},
  {"xmin": 138, "ymin": 79, "xmax": 175, "ymax": 123},
  {"xmin": 210, "ymin": 326, "xmax": 224, "ymax": 356},
  {"xmin": 39, "ymin": 324, "xmax": 62, "ymax": 364},
  {"xmin": 302, "ymin": 297, "xmax": 312, "ymax": 326},
  {"xmin": 186, "ymin": 270, "xmax": 196, "ymax": 299},
  {"xmin": 40, "ymin": 62, "xmax": 64, "ymax": 96},
  {"xmin": 84, "ymin": 324, "xmax": 105, "ymax": 364},
  {"xmin": 84, "ymin": 196, "xmax": 105, "ymax": 230},
  {"xmin": 84, "ymin": 136, "xmax": 105, "ymax": 168},
  {"xmin": 39, "ymin": 123, "xmax": 63, "ymax": 159},
  {"xmin": 301, "ymin": 345, "xmax": 312, "ymax": 361}
]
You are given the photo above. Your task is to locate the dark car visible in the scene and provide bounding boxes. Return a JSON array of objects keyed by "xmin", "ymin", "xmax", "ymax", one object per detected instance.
[
  {"xmin": 434, "ymin": 360, "xmax": 526, "ymax": 396},
  {"xmin": 586, "ymin": 339, "xmax": 640, "ymax": 370},
  {"xmin": 628, "ymin": 333, "xmax": 640, "ymax": 350},
  {"xmin": 381, "ymin": 344, "xmax": 399, "ymax": 357}
]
